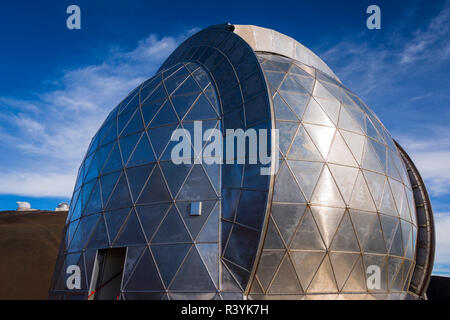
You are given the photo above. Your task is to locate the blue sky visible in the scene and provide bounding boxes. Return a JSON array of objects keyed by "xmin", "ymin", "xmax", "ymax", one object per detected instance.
[{"xmin": 0, "ymin": 0, "xmax": 449, "ymax": 274}]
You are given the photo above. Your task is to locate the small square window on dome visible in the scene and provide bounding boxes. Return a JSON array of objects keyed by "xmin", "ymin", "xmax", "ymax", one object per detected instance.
[{"xmin": 190, "ymin": 202, "xmax": 202, "ymax": 216}]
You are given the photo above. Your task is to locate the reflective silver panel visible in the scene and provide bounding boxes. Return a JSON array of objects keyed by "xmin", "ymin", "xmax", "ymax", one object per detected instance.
[{"xmin": 248, "ymin": 53, "xmax": 418, "ymax": 300}]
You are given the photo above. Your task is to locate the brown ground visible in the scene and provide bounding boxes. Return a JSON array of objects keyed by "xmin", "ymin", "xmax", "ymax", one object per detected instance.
[{"xmin": 0, "ymin": 210, "xmax": 67, "ymax": 300}]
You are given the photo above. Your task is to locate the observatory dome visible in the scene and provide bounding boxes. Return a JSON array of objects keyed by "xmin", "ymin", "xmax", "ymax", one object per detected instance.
[
  {"xmin": 16, "ymin": 201, "xmax": 32, "ymax": 211},
  {"xmin": 49, "ymin": 24, "xmax": 435, "ymax": 300},
  {"xmin": 55, "ymin": 203, "xmax": 70, "ymax": 212}
]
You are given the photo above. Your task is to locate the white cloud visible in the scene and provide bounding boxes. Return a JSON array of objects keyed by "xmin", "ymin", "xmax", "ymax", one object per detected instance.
[
  {"xmin": 396, "ymin": 129, "xmax": 450, "ymax": 196},
  {"xmin": 319, "ymin": 41, "xmax": 390, "ymax": 96},
  {"xmin": 0, "ymin": 172, "xmax": 75, "ymax": 198},
  {"xmin": 0, "ymin": 30, "xmax": 196, "ymax": 198},
  {"xmin": 400, "ymin": 1, "xmax": 450, "ymax": 64},
  {"xmin": 319, "ymin": 0, "xmax": 450, "ymax": 96},
  {"xmin": 316, "ymin": 2, "xmax": 450, "ymax": 275},
  {"xmin": 433, "ymin": 212, "xmax": 450, "ymax": 274}
]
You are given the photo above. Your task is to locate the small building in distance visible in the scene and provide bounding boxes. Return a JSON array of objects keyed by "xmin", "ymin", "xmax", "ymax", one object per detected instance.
[
  {"xmin": 16, "ymin": 201, "xmax": 37, "ymax": 211},
  {"xmin": 55, "ymin": 203, "xmax": 69, "ymax": 212}
]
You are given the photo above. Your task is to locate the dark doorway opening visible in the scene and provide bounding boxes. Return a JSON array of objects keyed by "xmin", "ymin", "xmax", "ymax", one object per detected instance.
[{"xmin": 89, "ymin": 248, "xmax": 126, "ymax": 300}]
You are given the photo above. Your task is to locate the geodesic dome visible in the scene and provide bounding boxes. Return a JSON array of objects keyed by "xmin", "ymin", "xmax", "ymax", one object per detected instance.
[{"xmin": 49, "ymin": 24, "xmax": 434, "ymax": 300}]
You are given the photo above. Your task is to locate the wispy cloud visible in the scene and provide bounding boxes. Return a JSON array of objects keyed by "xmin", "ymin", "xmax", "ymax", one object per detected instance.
[
  {"xmin": 433, "ymin": 212, "xmax": 450, "ymax": 275},
  {"xmin": 0, "ymin": 172, "xmax": 76, "ymax": 198},
  {"xmin": 317, "ymin": 1, "xmax": 450, "ymax": 197},
  {"xmin": 0, "ymin": 30, "xmax": 197, "ymax": 198},
  {"xmin": 396, "ymin": 128, "xmax": 450, "ymax": 197},
  {"xmin": 319, "ymin": 41, "xmax": 390, "ymax": 96},
  {"xmin": 319, "ymin": 0, "xmax": 450, "ymax": 96},
  {"xmin": 400, "ymin": 2, "xmax": 450, "ymax": 64}
]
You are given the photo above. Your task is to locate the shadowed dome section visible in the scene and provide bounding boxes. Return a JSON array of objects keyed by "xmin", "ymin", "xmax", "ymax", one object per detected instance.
[{"xmin": 52, "ymin": 62, "xmax": 223, "ymax": 299}]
